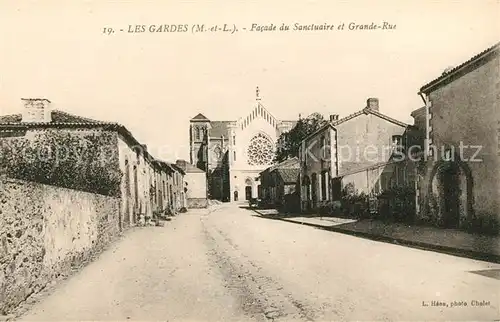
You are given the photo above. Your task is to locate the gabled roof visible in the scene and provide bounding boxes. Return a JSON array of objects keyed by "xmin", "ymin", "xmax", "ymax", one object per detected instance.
[
  {"xmin": 260, "ymin": 157, "xmax": 299, "ymax": 175},
  {"xmin": 410, "ymin": 106, "xmax": 426, "ymax": 117},
  {"xmin": 190, "ymin": 113, "xmax": 210, "ymax": 121},
  {"xmin": 277, "ymin": 168, "xmax": 300, "ymax": 184},
  {"xmin": 303, "ymin": 107, "xmax": 409, "ymax": 143},
  {"xmin": 0, "ymin": 110, "xmax": 111, "ymax": 125},
  {"xmin": 332, "ymin": 108, "xmax": 408, "ymax": 128},
  {"xmin": 168, "ymin": 162, "xmax": 186, "ymax": 175},
  {"xmin": 419, "ymin": 41, "xmax": 500, "ymax": 94},
  {"xmin": 175, "ymin": 159, "xmax": 204, "ymax": 174},
  {"xmin": 0, "ymin": 109, "xmax": 157, "ymax": 163},
  {"xmin": 209, "ymin": 121, "xmax": 230, "ymax": 139}
]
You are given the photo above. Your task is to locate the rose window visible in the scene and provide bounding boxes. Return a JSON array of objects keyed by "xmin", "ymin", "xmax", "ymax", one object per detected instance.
[{"xmin": 247, "ymin": 133, "xmax": 274, "ymax": 166}]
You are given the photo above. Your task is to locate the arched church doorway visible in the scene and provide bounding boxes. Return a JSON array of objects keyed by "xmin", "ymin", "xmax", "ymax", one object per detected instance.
[
  {"xmin": 234, "ymin": 190, "xmax": 238, "ymax": 202},
  {"xmin": 429, "ymin": 154, "xmax": 473, "ymax": 229},
  {"xmin": 245, "ymin": 186, "xmax": 252, "ymax": 201}
]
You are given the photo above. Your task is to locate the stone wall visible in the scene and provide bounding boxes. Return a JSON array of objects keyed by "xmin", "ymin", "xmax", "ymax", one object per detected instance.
[
  {"xmin": 0, "ymin": 178, "xmax": 120, "ymax": 314},
  {"xmin": 187, "ymin": 198, "xmax": 208, "ymax": 208},
  {"xmin": 423, "ymin": 54, "xmax": 500, "ymax": 231}
]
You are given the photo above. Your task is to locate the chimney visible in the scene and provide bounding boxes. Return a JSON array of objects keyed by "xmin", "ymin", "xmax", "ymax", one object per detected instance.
[
  {"xmin": 367, "ymin": 98, "xmax": 379, "ymax": 111},
  {"xmin": 329, "ymin": 114, "xmax": 339, "ymax": 122},
  {"xmin": 21, "ymin": 98, "xmax": 52, "ymax": 123}
]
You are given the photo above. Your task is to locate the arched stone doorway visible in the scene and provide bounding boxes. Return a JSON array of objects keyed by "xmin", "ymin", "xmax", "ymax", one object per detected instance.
[
  {"xmin": 428, "ymin": 156, "xmax": 473, "ymax": 229},
  {"xmin": 234, "ymin": 190, "xmax": 239, "ymax": 202},
  {"xmin": 245, "ymin": 178, "xmax": 253, "ymax": 200}
]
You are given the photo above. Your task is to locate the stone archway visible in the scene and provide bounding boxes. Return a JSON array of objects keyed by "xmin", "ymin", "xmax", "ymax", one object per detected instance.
[{"xmin": 428, "ymin": 156, "xmax": 473, "ymax": 229}]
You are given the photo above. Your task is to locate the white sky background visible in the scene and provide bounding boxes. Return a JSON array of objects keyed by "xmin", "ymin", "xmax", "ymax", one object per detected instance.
[{"xmin": 0, "ymin": 0, "xmax": 499, "ymax": 162}]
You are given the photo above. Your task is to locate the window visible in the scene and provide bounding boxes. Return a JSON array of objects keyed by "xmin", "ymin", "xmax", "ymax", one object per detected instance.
[
  {"xmin": 194, "ymin": 127, "xmax": 200, "ymax": 141},
  {"xmin": 233, "ymin": 135, "xmax": 236, "ymax": 145},
  {"xmin": 247, "ymin": 133, "xmax": 274, "ymax": 166},
  {"xmin": 321, "ymin": 171, "xmax": 327, "ymax": 201},
  {"xmin": 320, "ymin": 136, "xmax": 326, "ymax": 161},
  {"xmin": 391, "ymin": 135, "xmax": 403, "ymax": 147},
  {"xmin": 233, "ymin": 151, "xmax": 236, "ymax": 161},
  {"xmin": 444, "ymin": 149, "xmax": 452, "ymax": 161}
]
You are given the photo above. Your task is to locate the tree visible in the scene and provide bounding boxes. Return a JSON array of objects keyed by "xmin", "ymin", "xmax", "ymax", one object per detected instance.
[{"xmin": 275, "ymin": 112, "xmax": 328, "ymax": 163}]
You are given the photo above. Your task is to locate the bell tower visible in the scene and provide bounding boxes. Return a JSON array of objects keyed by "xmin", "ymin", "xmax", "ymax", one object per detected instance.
[{"xmin": 189, "ymin": 113, "xmax": 211, "ymax": 171}]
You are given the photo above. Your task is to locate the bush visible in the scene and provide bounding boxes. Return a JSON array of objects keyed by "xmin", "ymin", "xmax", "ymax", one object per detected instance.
[
  {"xmin": 340, "ymin": 183, "xmax": 369, "ymax": 218},
  {"xmin": 378, "ymin": 186, "xmax": 416, "ymax": 223},
  {"xmin": 470, "ymin": 216, "xmax": 500, "ymax": 236},
  {"xmin": 0, "ymin": 130, "xmax": 122, "ymax": 196}
]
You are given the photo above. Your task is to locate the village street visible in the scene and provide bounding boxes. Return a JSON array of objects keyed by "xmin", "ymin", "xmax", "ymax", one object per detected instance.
[{"xmin": 18, "ymin": 205, "xmax": 500, "ymax": 321}]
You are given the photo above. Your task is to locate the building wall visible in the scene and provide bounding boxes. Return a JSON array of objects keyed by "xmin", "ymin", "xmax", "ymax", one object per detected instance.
[
  {"xmin": 229, "ymin": 116, "xmax": 279, "ymax": 201},
  {"xmin": 170, "ymin": 170, "xmax": 185, "ymax": 211},
  {"xmin": 190, "ymin": 104, "xmax": 293, "ymax": 202},
  {"xmin": 185, "ymin": 172, "xmax": 207, "ymax": 208},
  {"xmin": 0, "ymin": 178, "xmax": 120, "ymax": 314},
  {"xmin": 335, "ymin": 113, "xmax": 407, "ymax": 175},
  {"xmin": 411, "ymin": 106, "xmax": 426, "ymax": 131},
  {"xmin": 341, "ymin": 160, "xmax": 417, "ymax": 196},
  {"xmin": 117, "ymin": 137, "xmax": 153, "ymax": 226},
  {"xmin": 425, "ymin": 54, "xmax": 500, "ymax": 226},
  {"xmin": 299, "ymin": 126, "xmax": 335, "ymax": 210}
]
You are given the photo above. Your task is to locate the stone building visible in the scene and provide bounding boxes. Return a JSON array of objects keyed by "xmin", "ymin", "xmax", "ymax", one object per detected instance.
[
  {"xmin": 416, "ymin": 42, "xmax": 500, "ymax": 233},
  {"xmin": 0, "ymin": 98, "xmax": 185, "ymax": 226},
  {"xmin": 152, "ymin": 160, "xmax": 187, "ymax": 214},
  {"xmin": 298, "ymin": 97, "xmax": 423, "ymax": 214},
  {"xmin": 176, "ymin": 159, "xmax": 208, "ymax": 208},
  {"xmin": 259, "ymin": 157, "xmax": 300, "ymax": 210},
  {"xmin": 189, "ymin": 87, "xmax": 296, "ymax": 202}
]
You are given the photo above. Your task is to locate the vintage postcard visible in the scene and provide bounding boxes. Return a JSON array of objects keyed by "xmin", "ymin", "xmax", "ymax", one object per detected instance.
[{"xmin": 0, "ymin": 0, "xmax": 499, "ymax": 321}]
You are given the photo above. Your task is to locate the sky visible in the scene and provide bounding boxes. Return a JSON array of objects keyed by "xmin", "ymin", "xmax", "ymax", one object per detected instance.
[{"xmin": 0, "ymin": 0, "xmax": 499, "ymax": 162}]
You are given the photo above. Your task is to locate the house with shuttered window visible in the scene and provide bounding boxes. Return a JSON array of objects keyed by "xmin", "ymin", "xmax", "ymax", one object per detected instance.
[{"xmin": 298, "ymin": 97, "xmax": 423, "ymax": 214}]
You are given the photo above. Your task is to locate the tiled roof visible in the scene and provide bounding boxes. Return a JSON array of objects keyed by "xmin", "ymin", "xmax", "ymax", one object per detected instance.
[
  {"xmin": 260, "ymin": 157, "xmax": 299, "ymax": 175},
  {"xmin": 332, "ymin": 108, "xmax": 408, "ymax": 128},
  {"xmin": 410, "ymin": 106, "xmax": 426, "ymax": 117},
  {"xmin": 419, "ymin": 41, "xmax": 500, "ymax": 93},
  {"xmin": 209, "ymin": 121, "xmax": 230, "ymax": 139},
  {"xmin": 303, "ymin": 107, "xmax": 409, "ymax": 143},
  {"xmin": 175, "ymin": 159, "xmax": 204, "ymax": 173},
  {"xmin": 168, "ymin": 162, "xmax": 186, "ymax": 175},
  {"xmin": 0, "ymin": 110, "xmax": 113, "ymax": 125},
  {"xmin": 0, "ymin": 114, "xmax": 21, "ymax": 123},
  {"xmin": 0, "ymin": 109, "xmax": 156, "ymax": 163},
  {"xmin": 277, "ymin": 168, "xmax": 300, "ymax": 184}
]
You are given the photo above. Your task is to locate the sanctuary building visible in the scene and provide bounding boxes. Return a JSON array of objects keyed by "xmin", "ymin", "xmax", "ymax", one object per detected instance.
[{"xmin": 189, "ymin": 88, "xmax": 295, "ymax": 202}]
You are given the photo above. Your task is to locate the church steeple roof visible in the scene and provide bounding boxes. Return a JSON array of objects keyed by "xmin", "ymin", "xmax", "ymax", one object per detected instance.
[{"xmin": 190, "ymin": 113, "xmax": 210, "ymax": 121}]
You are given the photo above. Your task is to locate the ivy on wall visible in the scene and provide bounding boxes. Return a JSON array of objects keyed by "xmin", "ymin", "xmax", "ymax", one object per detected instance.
[{"xmin": 0, "ymin": 129, "xmax": 123, "ymax": 197}]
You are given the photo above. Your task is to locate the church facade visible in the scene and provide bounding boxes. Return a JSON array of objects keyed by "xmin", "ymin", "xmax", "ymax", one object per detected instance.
[{"xmin": 189, "ymin": 88, "xmax": 296, "ymax": 202}]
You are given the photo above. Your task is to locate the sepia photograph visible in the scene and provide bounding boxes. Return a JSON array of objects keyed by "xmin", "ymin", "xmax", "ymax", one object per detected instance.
[{"xmin": 0, "ymin": 0, "xmax": 499, "ymax": 321}]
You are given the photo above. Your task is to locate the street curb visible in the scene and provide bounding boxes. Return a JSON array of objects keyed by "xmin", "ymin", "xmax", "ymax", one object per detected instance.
[{"xmin": 254, "ymin": 211, "xmax": 500, "ymax": 264}]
